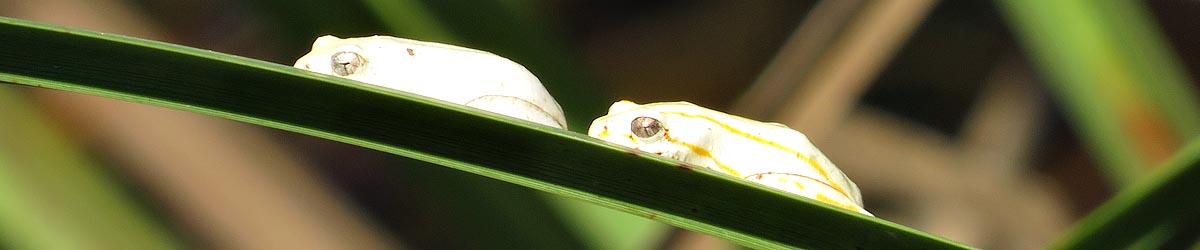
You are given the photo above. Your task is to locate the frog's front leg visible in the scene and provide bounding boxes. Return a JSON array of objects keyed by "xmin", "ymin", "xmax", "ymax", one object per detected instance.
[{"xmin": 465, "ymin": 95, "xmax": 567, "ymax": 129}]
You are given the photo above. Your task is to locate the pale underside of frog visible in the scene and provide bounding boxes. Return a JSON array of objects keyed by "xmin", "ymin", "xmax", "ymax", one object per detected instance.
[
  {"xmin": 588, "ymin": 101, "xmax": 872, "ymax": 216},
  {"xmin": 293, "ymin": 35, "xmax": 568, "ymax": 129}
]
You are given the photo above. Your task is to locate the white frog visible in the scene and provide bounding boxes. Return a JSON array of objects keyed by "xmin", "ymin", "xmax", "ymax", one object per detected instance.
[
  {"xmin": 588, "ymin": 101, "xmax": 871, "ymax": 216},
  {"xmin": 294, "ymin": 35, "xmax": 568, "ymax": 129}
]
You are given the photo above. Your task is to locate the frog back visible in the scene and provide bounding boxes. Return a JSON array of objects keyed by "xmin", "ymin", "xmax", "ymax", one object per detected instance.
[
  {"xmin": 653, "ymin": 102, "xmax": 864, "ymax": 206},
  {"xmin": 352, "ymin": 36, "xmax": 567, "ymax": 128}
]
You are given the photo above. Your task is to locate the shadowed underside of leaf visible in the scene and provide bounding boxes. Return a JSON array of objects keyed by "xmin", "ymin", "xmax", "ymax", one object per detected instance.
[{"xmin": 0, "ymin": 17, "xmax": 970, "ymax": 250}]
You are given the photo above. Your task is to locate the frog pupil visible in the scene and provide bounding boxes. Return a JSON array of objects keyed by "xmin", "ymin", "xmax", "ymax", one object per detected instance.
[
  {"xmin": 331, "ymin": 51, "xmax": 364, "ymax": 76},
  {"xmin": 631, "ymin": 117, "xmax": 663, "ymax": 139}
]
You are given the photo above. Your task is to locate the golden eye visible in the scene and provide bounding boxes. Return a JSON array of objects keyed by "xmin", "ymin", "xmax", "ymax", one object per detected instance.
[
  {"xmin": 631, "ymin": 116, "xmax": 664, "ymax": 140},
  {"xmin": 331, "ymin": 51, "xmax": 365, "ymax": 76}
]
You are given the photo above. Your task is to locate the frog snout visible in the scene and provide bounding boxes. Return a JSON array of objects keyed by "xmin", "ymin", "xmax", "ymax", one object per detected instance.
[
  {"xmin": 291, "ymin": 57, "xmax": 311, "ymax": 70},
  {"xmin": 587, "ymin": 121, "xmax": 612, "ymax": 139}
]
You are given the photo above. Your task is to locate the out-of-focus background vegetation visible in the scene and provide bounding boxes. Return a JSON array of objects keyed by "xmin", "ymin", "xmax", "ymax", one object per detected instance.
[{"xmin": 0, "ymin": 0, "xmax": 1198, "ymax": 249}]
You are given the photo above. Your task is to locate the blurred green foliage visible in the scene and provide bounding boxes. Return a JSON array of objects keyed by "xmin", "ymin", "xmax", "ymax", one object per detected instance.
[
  {"xmin": 999, "ymin": 0, "xmax": 1200, "ymax": 187},
  {"xmin": 0, "ymin": 88, "xmax": 183, "ymax": 250}
]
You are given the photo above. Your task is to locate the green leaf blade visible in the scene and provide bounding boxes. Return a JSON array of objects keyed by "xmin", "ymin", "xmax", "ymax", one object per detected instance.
[
  {"xmin": 0, "ymin": 16, "xmax": 970, "ymax": 250},
  {"xmin": 1051, "ymin": 137, "xmax": 1200, "ymax": 250}
]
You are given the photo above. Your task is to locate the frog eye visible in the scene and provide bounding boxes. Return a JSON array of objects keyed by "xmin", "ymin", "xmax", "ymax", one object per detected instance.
[
  {"xmin": 631, "ymin": 116, "xmax": 664, "ymax": 140},
  {"xmin": 331, "ymin": 51, "xmax": 365, "ymax": 76}
]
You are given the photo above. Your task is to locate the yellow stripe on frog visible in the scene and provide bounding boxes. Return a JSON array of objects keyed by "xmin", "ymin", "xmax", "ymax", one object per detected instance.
[
  {"xmin": 663, "ymin": 134, "xmax": 742, "ymax": 177},
  {"xmin": 661, "ymin": 111, "xmax": 853, "ymax": 200},
  {"xmin": 816, "ymin": 193, "xmax": 864, "ymax": 213}
]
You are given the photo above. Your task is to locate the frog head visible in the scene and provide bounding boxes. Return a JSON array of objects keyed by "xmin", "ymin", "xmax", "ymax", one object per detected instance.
[
  {"xmin": 588, "ymin": 101, "xmax": 713, "ymax": 162},
  {"xmin": 293, "ymin": 35, "xmax": 430, "ymax": 88}
]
